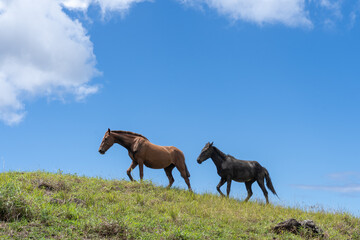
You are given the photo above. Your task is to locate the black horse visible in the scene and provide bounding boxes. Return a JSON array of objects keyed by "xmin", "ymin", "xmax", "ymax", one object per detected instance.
[{"xmin": 197, "ymin": 142, "xmax": 278, "ymax": 204}]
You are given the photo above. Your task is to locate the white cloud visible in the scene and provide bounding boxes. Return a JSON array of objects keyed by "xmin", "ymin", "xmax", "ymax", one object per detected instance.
[
  {"xmin": 349, "ymin": 1, "xmax": 360, "ymax": 29},
  {"xmin": 61, "ymin": 0, "xmax": 93, "ymax": 10},
  {"xmin": 328, "ymin": 171, "xmax": 360, "ymax": 180},
  {"xmin": 319, "ymin": 0, "xmax": 342, "ymax": 18},
  {"xmin": 179, "ymin": 0, "xmax": 312, "ymax": 27},
  {"xmin": 61, "ymin": 0, "xmax": 149, "ymax": 15},
  {"xmin": 0, "ymin": 0, "xmax": 100, "ymax": 125},
  {"xmin": 295, "ymin": 171, "xmax": 360, "ymax": 194},
  {"xmin": 350, "ymin": 11, "xmax": 357, "ymax": 28},
  {"xmin": 296, "ymin": 184, "xmax": 360, "ymax": 193},
  {"xmin": 0, "ymin": 0, "xmax": 149, "ymax": 125},
  {"xmin": 307, "ymin": 0, "xmax": 343, "ymax": 28}
]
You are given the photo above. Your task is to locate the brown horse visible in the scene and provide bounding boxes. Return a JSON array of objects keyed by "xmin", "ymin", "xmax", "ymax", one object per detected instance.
[{"xmin": 98, "ymin": 129, "xmax": 192, "ymax": 191}]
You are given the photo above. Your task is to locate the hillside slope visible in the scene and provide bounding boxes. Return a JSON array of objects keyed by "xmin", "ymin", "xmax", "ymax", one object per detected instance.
[{"xmin": 0, "ymin": 171, "xmax": 359, "ymax": 239}]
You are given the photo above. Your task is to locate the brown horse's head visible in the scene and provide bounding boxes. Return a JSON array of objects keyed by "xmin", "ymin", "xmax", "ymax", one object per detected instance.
[
  {"xmin": 99, "ymin": 128, "xmax": 115, "ymax": 154},
  {"xmin": 197, "ymin": 142, "xmax": 214, "ymax": 164}
]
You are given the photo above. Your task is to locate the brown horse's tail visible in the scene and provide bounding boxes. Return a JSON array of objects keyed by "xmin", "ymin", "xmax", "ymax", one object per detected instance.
[{"xmin": 264, "ymin": 168, "xmax": 278, "ymax": 198}]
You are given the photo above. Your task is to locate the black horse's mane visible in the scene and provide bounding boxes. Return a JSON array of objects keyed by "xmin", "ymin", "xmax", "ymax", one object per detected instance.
[
  {"xmin": 111, "ymin": 130, "xmax": 149, "ymax": 140},
  {"xmin": 212, "ymin": 146, "xmax": 234, "ymax": 161}
]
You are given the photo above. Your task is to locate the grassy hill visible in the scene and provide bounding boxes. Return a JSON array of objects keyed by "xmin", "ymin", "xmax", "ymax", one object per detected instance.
[{"xmin": 0, "ymin": 171, "xmax": 359, "ymax": 239}]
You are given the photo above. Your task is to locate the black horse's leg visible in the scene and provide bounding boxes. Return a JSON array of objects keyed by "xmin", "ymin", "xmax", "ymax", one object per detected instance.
[
  {"xmin": 226, "ymin": 177, "xmax": 232, "ymax": 197},
  {"xmin": 216, "ymin": 177, "xmax": 226, "ymax": 196},
  {"xmin": 126, "ymin": 161, "xmax": 138, "ymax": 181},
  {"xmin": 257, "ymin": 178, "xmax": 269, "ymax": 204},
  {"xmin": 244, "ymin": 180, "xmax": 255, "ymax": 202},
  {"xmin": 164, "ymin": 164, "xmax": 175, "ymax": 188}
]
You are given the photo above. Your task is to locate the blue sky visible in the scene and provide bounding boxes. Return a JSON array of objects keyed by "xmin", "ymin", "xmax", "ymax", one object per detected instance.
[{"xmin": 1, "ymin": 0, "xmax": 360, "ymax": 216}]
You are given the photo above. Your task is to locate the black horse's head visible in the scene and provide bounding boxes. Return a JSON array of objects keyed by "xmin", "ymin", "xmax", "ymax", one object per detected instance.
[
  {"xmin": 197, "ymin": 142, "xmax": 214, "ymax": 164},
  {"xmin": 99, "ymin": 128, "xmax": 115, "ymax": 155}
]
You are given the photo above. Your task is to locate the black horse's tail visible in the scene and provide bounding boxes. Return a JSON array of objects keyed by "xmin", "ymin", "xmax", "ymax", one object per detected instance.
[{"xmin": 264, "ymin": 168, "xmax": 278, "ymax": 198}]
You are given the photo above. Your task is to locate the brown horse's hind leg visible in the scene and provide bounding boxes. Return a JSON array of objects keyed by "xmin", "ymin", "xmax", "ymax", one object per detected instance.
[
  {"xmin": 139, "ymin": 163, "xmax": 144, "ymax": 181},
  {"xmin": 127, "ymin": 161, "xmax": 138, "ymax": 181},
  {"xmin": 172, "ymin": 150, "xmax": 192, "ymax": 191},
  {"xmin": 175, "ymin": 164, "xmax": 192, "ymax": 191},
  {"xmin": 164, "ymin": 164, "xmax": 175, "ymax": 188}
]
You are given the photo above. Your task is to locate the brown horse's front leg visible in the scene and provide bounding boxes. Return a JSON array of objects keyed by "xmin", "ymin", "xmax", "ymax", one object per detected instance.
[{"xmin": 127, "ymin": 161, "xmax": 138, "ymax": 181}]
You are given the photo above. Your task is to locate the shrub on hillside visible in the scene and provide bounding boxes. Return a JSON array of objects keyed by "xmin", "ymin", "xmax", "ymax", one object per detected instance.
[{"xmin": 0, "ymin": 183, "xmax": 32, "ymax": 221}]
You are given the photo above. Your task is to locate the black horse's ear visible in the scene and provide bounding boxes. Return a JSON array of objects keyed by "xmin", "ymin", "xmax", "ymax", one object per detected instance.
[
  {"xmin": 210, "ymin": 142, "xmax": 213, "ymax": 146},
  {"xmin": 108, "ymin": 128, "xmax": 111, "ymax": 134}
]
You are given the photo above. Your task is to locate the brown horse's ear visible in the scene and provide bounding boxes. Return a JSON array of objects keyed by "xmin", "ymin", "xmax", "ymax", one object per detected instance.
[
  {"xmin": 132, "ymin": 138, "xmax": 144, "ymax": 153},
  {"xmin": 108, "ymin": 128, "xmax": 111, "ymax": 134}
]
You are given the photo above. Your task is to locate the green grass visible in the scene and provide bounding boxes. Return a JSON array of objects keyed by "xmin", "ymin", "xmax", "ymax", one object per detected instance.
[{"xmin": 0, "ymin": 171, "xmax": 359, "ymax": 239}]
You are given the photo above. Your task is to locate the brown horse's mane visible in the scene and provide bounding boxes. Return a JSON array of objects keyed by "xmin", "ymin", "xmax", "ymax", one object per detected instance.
[{"xmin": 111, "ymin": 130, "xmax": 149, "ymax": 140}]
